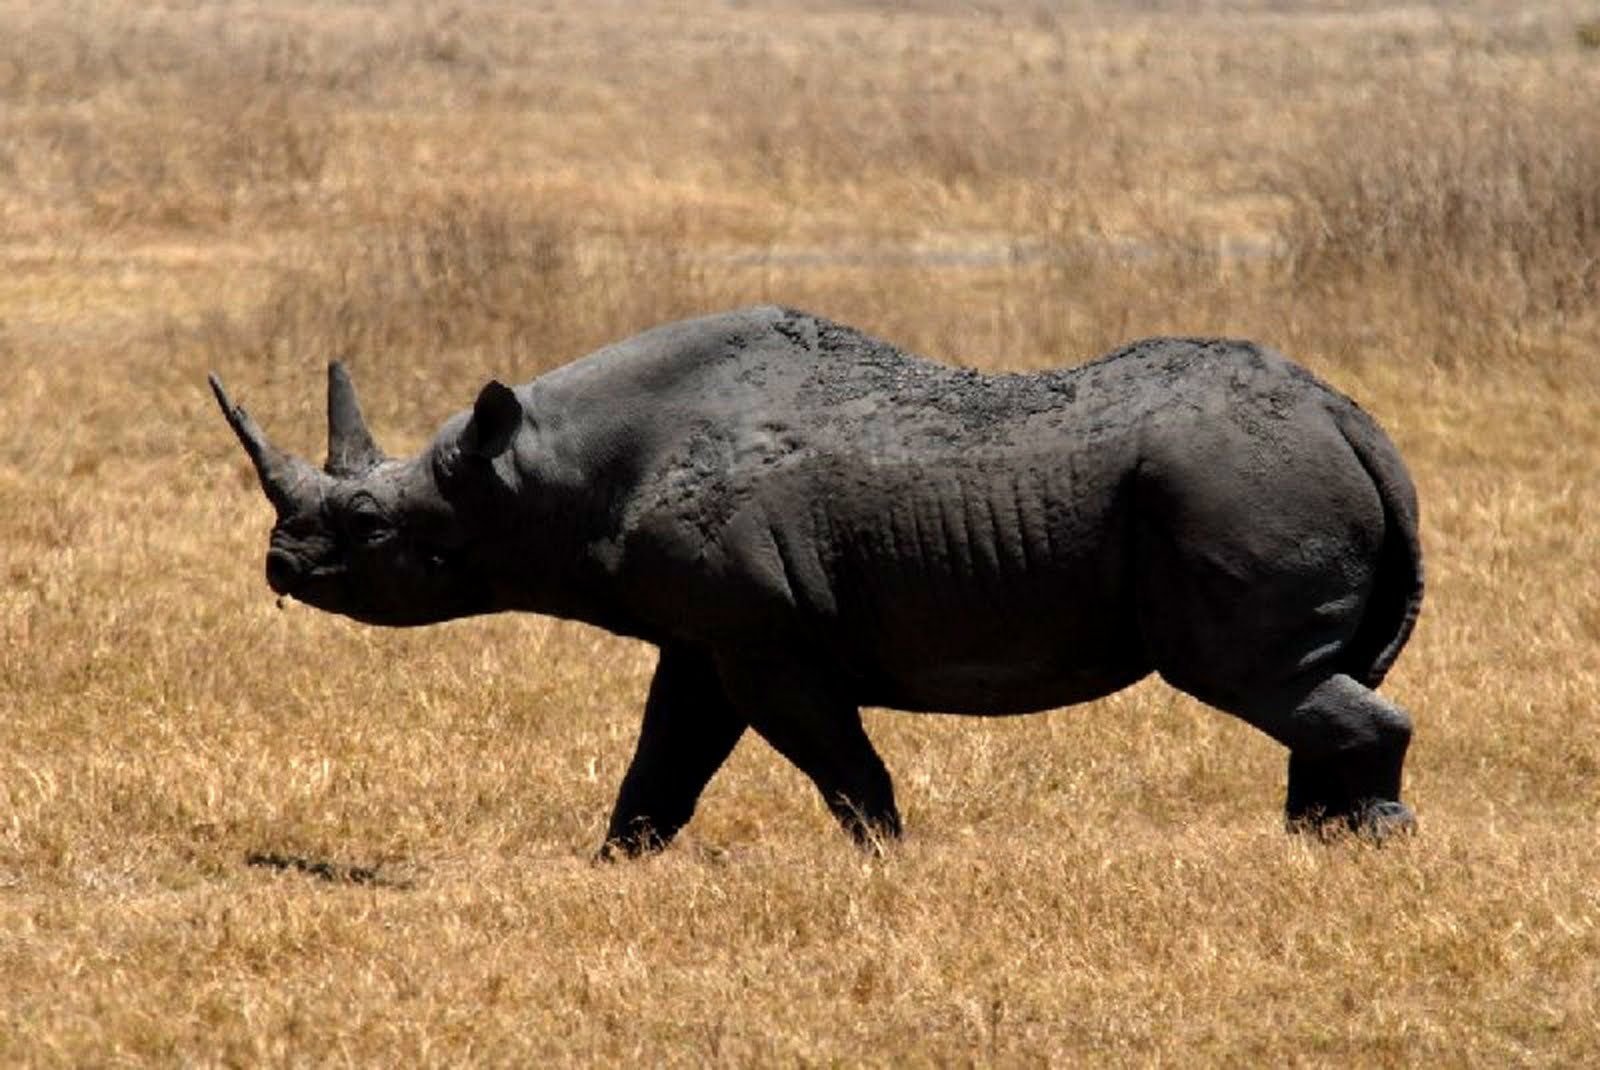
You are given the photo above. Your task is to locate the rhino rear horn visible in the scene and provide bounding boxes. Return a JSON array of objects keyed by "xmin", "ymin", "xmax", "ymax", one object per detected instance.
[
  {"xmin": 326, "ymin": 361, "xmax": 385, "ymax": 477},
  {"xmin": 208, "ymin": 373, "xmax": 325, "ymax": 516}
]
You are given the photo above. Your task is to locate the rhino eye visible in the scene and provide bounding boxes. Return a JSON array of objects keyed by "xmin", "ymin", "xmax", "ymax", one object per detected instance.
[{"xmin": 345, "ymin": 499, "xmax": 392, "ymax": 544}]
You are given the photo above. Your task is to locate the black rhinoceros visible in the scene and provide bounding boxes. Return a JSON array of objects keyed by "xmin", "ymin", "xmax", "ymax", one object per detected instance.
[{"xmin": 211, "ymin": 305, "xmax": 1422, "ymax": 857}]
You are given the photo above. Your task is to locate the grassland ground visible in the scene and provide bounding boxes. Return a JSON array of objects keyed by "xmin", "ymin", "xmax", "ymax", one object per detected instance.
[{"xmin": 2, "ymin": 1, "xmax": 1599, "ymax": 1064}]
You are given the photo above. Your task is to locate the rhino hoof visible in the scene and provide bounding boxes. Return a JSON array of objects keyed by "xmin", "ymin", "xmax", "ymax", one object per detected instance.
[
  {"xmin": 1355, "ymin": 799, "xmax": 1417, "ymax": 842},
  {"xmin": 594, "ymin": 830, "xmax": 669, "ymax": 863},
  {"xmin": 1288, "ymin": 800, "xmax": 1416, "ymax": 843}
]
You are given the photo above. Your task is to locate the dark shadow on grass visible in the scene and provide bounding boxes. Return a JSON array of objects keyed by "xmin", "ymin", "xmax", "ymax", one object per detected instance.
[{"xmin": 245, "ymin": 851, "xmax": 414, "ymax": 889}]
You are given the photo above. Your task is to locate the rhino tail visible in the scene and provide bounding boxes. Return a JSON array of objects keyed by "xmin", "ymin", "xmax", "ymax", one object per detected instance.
[{"xmin": 1334, "ymin": 401, "xmax": 1425, "ymax": 688}]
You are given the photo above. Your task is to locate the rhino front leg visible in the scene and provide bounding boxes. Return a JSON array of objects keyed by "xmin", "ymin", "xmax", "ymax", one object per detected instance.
[
  {"xmin": 600, "ymin": 644, "xmax": 747, "ymax": 859},
  {"xmin": 715, "ymin": 651, "xmax": 902, "ymax": 849}
]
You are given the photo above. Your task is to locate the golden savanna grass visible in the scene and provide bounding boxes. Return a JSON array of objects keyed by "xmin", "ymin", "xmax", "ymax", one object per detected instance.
[{"xmin": 3, "ymin": 1, "xmax": 1599, "ymax": 1063}]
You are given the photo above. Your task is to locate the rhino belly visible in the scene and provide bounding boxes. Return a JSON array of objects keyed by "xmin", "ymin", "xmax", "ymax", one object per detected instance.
[
  {"xmin": 815, "ymin": 522, "xmax": 1149, "ymax": 714},
  {"xmin": 838, "ymin": 595, "xmax": 1150, "ymax": 714}
]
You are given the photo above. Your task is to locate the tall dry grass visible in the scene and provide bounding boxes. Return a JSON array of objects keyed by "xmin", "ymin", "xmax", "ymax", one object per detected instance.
[
  {"xmin": 3, "ymin": 1, "xmax": 1599, "ymax": 1064},
  {"xmin": 1279, "ymin": 78, "xmax": 1600, "ymax": 361}
]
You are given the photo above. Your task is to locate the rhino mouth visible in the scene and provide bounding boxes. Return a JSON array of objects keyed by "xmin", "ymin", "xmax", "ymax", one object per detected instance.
[
  {"xmin": 263, "ymin": 544, "xmax": 487, "ymax": 626},
  {"xmin": 263, "ymin": 547, "xmax": 344, "ymax": 601},
  {"xmin": 265, "ymin": 548, "xmax": 302, "ymax": 595}
]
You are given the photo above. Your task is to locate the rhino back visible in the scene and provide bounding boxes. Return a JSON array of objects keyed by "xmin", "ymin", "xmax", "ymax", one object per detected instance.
[
  {"xmin": 541, "ymin": 308, "xmax": 1155, "ymax": 705},
  {"xmin": 515, "ymin": 309, "xmax": 1365, "ymax": 712}
]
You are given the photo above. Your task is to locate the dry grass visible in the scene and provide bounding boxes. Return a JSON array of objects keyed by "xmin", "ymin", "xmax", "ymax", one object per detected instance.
[{"xmin": 3, "ymin": 0, "xmax": 1599, "ymax": 1064}]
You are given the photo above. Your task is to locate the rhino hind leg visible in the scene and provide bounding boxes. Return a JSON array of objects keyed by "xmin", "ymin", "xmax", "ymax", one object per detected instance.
[
  {"xmin": 1132, "ymin": 454, "xmax": 1415, "ymax": 837},
  {"xmin": 600, "ymin": 644, "xmax": 747, "ymax": 859},
  {"xmin": 1273, "ymin": 674, "xmax": 1415, "ymax": 838},
  {"xmin": 1191, "ymin": 671, "xmax": 1415, "ymax": 838},
  {"xmin": 1133, "ymin": 570, "xmax": 1416, "ymax": 835},
  {"xmin": 715, "ymin": 651, "xmax": 902, "ymax": 848}
]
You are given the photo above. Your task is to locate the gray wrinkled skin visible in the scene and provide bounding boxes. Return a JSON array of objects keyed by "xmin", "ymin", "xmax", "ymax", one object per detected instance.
[{"xmin": 211, "ymin": 305, "xmax": 1423, "ymax": 857}]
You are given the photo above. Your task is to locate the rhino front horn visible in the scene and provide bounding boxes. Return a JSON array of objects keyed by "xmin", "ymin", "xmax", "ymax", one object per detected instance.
[
  {"xmin": 208, "ymin": 372, "xmax": 325, "ymax": 517},
  {"xmin": 326, "ymin": 361, "xmax": 385, "ymax": 477}
]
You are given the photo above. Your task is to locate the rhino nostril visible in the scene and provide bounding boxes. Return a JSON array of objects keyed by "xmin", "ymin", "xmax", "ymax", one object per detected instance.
[{"xmin": 265, "ymin": 548, "xmax": 301, "ymax": 594}]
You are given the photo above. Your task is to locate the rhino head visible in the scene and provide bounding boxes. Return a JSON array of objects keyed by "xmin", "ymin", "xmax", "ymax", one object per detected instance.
[{"xmin": 209, "ymin": 363, "xmax": 523, "ymax": 627}]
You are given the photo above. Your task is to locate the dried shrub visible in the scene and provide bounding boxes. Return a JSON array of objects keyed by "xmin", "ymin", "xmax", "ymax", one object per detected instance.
[
  {"xmin": 4, "ymin": 17, "xmax": 337, "ymax": 227},
  {"xmin": 1277, "ymin": 83, "xmax": 1600, "ymax": 345},
  {"xmin": 201, "ymin": 201, "xmax": 732, "ymax": 433},
  {"xmin": 708, "ymin": 28, "xmax": 1130, "ymax": 201},
  {"xmin": 54, "ymin": 93, "xmax": 331, "ymax": 228}
]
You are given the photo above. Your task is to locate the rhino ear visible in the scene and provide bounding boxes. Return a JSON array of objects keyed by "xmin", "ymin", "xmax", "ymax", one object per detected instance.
[{"xmin": 459, "ymin": 380, "xmax": 521, "ymax": 459}]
